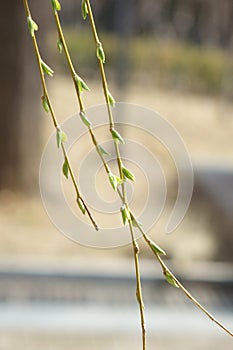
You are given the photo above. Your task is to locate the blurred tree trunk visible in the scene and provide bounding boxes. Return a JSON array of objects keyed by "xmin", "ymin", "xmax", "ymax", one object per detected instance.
[{"xmin": 0, "ymin": 1, "xmax": 50, "ymax": 193}]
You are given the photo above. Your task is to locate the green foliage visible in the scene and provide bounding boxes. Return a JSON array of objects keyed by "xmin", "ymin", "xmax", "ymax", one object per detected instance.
[
  {"xmin": 51, "ymin": 0, "xmax": 61, "ymax": 13},
  {"xmin": 41, "ymin": 95, "xmax": 50, "ymax": 112},
  {"xmin": 40, "ymin": 59, "xmax": 54, "ymax": 77},
  {"xmin": 122, "ymin": 166, "xmax": 136, "ymax": 182},
  {"xmin": 27, "ymin": 16, "xmax": 38, "ymax": 37},
  {"xmin": 56, "ymin": 129, "xmax": 67, "ymax": 148},
  {"xmin": 57, "ymin": 38, "xmax": 63, "ymax": 53},
  {"xmin": 97, "ymin": 144, "xmax": 110, "ymax": 156},
  {"xmin": 149, "ymin": 240, "xmax": 166, "ymax": 256},
  {"xmin": 107, "ymin": 89, "xmax": 115, "ymax": 107},
  {"xmin": 79, "ymin": 111, "xmax": 92, "ymax": 127},
  {"xmin": 121, "ymin": 205, "xmax": 131, "ymax": 225},
  {"xmin": 108, "ymin": 172, "xmax": 122, "ymax": 191},
  {"xmin": 77, "ymin": 197, "xmax": 86, "ymax": 214},
  {"xmin": 111, "ymin": 128, "xmax": 125, "ymax": 144},
  {"xmin": 74, "ymin": 74, "xmax": 90, "ymax": 93},
  {"xmin": 81, "ymin": 0, "xmax": 88, "ymax": 20},
  {"xmin": 62, "ymin": 159, "xmax": 69, "ymax": 179},
  {"xmin": 164, "ymin": 271, "xmax": 179, "ymax": 288},
  {"xmin": 97, "ymin": 44, "xmax": 106, "ymax": 63}
]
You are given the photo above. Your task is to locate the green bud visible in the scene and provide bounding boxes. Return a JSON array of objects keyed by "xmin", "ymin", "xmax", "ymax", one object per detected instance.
[
  {"xmin": 51, "ymin": 0, "xmax": 61, "ymax": 13},
  {"xmin": 131, "ymin": 215, "xmax": 142, "ymax": 228},
  {"xmin": 79, "ymin": 111, "xmax": 92, "ymax": 127},
  {"xmin": 41, "ymin": 59, "xmax": 54, "ymax": 77},
  {"xmin": 164, "ymin": 271, "xmax": 179, "ymax": 288},
  {"xmin": 62, "ymin": 159, "xmax": 69, "ymax": 179},
  {"xmin": 81, "ymin": 0, "xmax": 88, "ymax": 20},
  {"xmin": 74, "ymin": 74, "xmax": 90, "ymax": 93},
  {"xmin": 107, "ymin": 90, "xmax": 115, "ymax": 107},
  {"xmin": 77, "ymin": 198, "xmax": 86, "ymax": 215},
  {"xmin": 41, "ymin": 95, "xmax": 49, "ymax": 113},
  {"xmin": 149, "ymin": 240, "xmax": 166, "ymax": 256},
  {"xmin": 97, "ymin": 44, "xmax": 105, "ymax": 63},
  {"xmin": 97, "ymin": 144, "xmax": 110, "ymax": 156},
  {"xmin": 27, "ymin": 16, "xmax": 38, "ymax": 37},
  {"xmin": 57, "ymin": 38, "xmax": 63, "ymax": 53},
  {"xmin": 108, "ymin": 172, "xmax": 122, "ymax": 191},
  {"xmin": 122, "ymin": 166, "xmax": 136, "ymax": 182},
  {"xmin": 56, "ymin": 129, "xmax": 67, "ymax": 148},
  {"xmin": 121, "ymin": 205, "xmax": 131, "ymax": 225},
  {"xmin": 111, "ymin": 128, "xmax": 125, "ymax": 144}
]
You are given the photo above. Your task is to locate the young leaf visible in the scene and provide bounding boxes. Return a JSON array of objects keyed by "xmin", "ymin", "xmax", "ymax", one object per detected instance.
[
  {"xmin": 56, "ymin": 130, "xmax": 67, "ymax": 148},
  {"xmin": 121, "ymin": 205, "xmax": 131, "ymax": 225},
  {"xmin": 81, "ymin": 0, "xmax": 88, "ymax": 20},
  {"xmin": 131, "ymin": 215, "xmax": 142, "ymax": 228},
  {"xmin": 74, "ymin": 75, "xmax": 89, "ymax": 93},
  {"xmin": 51, "ymin": 0, "xmax": 61, "ymax": 13},
  {"xmin": 107, "ymin": 90, "xmax": 115, "ymax": 107},
  {"xmin": 111, "ymin": 128, "xmax": 125, "ymax": 144},
  {"xmin": 57, "ymin": 38, "xmax": 63, "ymax": 53},
  {"xmin": 108, "ymin": 172, "xmax": 121, "ymax": 191},
  {"xmin": 62, "ymin": 159, "xmax": 69, "ymax": 179},
  {"xmin": 164, "ymin": 271, "xmax": 179, "ymax": 288},
  {"xmin": 41, "ymin": 59, "xmax": 54, "ymax": 77},
  {"xmin": 79, "ymin": 111, "xmax": 92, "ymax": 127},
  {"xmin": 122, "ymin": 166, "xmax": 136, "ymax": 182},
  {"xmin": 27, "ymin": 16, "xmax": 38, "ymax": 37},
  {"xmin": 97, "ymin": 44, "xmax": 105, "ymax": 63},
  {"xmin": 97, "ymin": 144, "xmax": 110, "ymax": 156},
  {"xmin": 41, "ymin": 95, "xmax": 49, "ymax": 113},
  {"xmin": 149, "ymin": 240, "xmax": 166, "ymax": 256},
  {"xmin": 77, "ymin": 198, "xmax": 86, "ymax": 215}
]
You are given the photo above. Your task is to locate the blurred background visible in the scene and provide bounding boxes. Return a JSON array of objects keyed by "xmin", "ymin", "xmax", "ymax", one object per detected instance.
[{"xmin": 0, "ymin": 0, "xmax": 232, "ymax": 349}]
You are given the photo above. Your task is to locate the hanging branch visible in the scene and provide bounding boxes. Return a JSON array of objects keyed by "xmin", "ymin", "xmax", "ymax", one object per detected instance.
[
  {"xmin": 50, "ymin": 0, "xmax": 233, "ymax": 343},
  {"xmin": 23, "ymin": 0, "xmax": 98, "ymax": 231}
]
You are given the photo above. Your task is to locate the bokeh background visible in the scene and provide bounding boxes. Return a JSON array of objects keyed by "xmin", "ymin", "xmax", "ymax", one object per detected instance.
[{"xmin": 0, "ymin": 0, "xmax": 232, "ymax": 349}]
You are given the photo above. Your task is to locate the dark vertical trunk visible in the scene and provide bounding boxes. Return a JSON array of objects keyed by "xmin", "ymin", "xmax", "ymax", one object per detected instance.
[{"xmin": 0, "ymin": 1, "xmax": 50, "ymax": 193}]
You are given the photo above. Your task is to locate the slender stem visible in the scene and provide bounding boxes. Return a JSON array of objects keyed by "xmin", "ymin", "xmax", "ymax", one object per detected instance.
[
  {"xmin": 85, "ymin": 1, "xmax": 146, "ymax": 347},
  {"xmin": 23, "ymin": 0, "xmax": 98, "ymax": 231},
  {"xmin": 129, "ymin": 221, "xmax": 146, "ymax": 350}
]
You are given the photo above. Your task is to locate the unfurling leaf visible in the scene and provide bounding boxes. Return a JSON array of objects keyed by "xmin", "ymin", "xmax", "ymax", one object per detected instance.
[
  {"xmin": 27, "ymin": 16, "xmax": 38, "ymax": 37},
  {"xmin": 79, "ymin": 111, "xmax": 92, "ymax": 127},
  {"xmin": 57, "ymin": 38, "xmax": 63, "ymax": 53},
  {"xmin": 149, "ymin": 240, "xmax": 166, "ymax": 256},
  {"xmin": 121, "ymin": 205, "xmax": 131, "ymax": 225},
  {"xmin": 62, "ymin": 159, "xmax": 69, "ymax": 179},
  {"xmin": 41, "ymin": 59, "xmax": 54, "ymax": 77},
  {"xmin": 56, "ymin": 129, "xmax": 67, "ymax": 148},
  {"xmin": 51, "ymin": 0, "xmax": 61, "ymax": 13},
  {"xmin": 41, "ymin": 95, "xmax": 49, "ymax": 113},
  {"xmin": 77, "ymin": 198, "xmax": 86, "ymax": 215},
  {"xmin": 97, "ymin": 44, "xmax": 105, "ymax": 63},
  {"xmin": 122, "ymin": 166, "xmax": 136, "ymax": 182},
  {"xmin": 74, "ymin": 74, "xmax": 90, "ymax": 93},
  {"xmin": 81, "ymin": 0, "xmax": 88, "ymax": 20},
  {"xmin": 164, "ymin": 271, "xmax": 179, "ymax": 288},
  {"xmin": 108, "ymin": 172, "xmax": 122, "ymax": 191},
  {"xmin": 107, "ymin": 90, "xmax": 115, "ymax": 107},
  {"xmin": 97, "ymin": 144, "xmax": 110, "ymax": 156},
  {"xmin": 131, "ymin": 215, "xmax": 142, "ymax": 228},
  {"xmin": 111, "ymin": 128, "xmax": 125, "ymax": 144}
]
